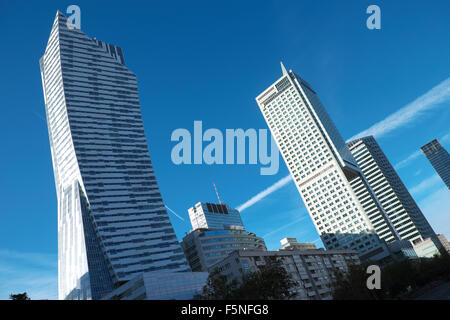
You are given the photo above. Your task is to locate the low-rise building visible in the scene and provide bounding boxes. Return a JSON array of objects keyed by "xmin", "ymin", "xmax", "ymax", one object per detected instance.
[
  {"xmin": 437, "ymin": 234, "xmax": 450, "ymax": 254},
  {"xmin": 413, "ymin": 237, "xmax": 441, "ymax": 258},
  {"xmin": 209, "ymin": 249, "xmax": 360, "ymax": 300},
  {"xmin": 279, "ymin": 238, "xmax": 317, "ymax": 251}
]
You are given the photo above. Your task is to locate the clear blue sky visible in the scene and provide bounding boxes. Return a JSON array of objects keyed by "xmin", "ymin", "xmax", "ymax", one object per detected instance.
[{"xmin": 0, "ymin": 0, "xmax": 449, "ymax": 299}]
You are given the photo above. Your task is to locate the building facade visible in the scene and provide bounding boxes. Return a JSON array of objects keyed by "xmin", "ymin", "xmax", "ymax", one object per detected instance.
[
  {"xmin": 347, "ymin": 136, "xmax": 437, "ymax": 245},
  {"xmin": 279, "ymin": 238, "xmax": 317, "ymax": 251},
  {"xmin": 210, "ymin": 249, "xmax": 360, "ymax": 300},
  {"xmin": 181, "ymin": 227, "xmax": 267, "ymax": 271},
  {"xmin": 421, "ymin": 139, "xmax": 450, "ymax": 189},
  {"xmin": 102, "ymin": 272, "xmax": 208, "ymax": 300},
  {"xmin": 436, "ymin": 234, "xmax": 450, "ymax": 254},
  {"xmin": 188, "ymin": 202, "xmax": 244, "ymax": 230},
  {"xmin": 40, "ymin": 11, "xmax": 190, "ymax": 299},
  {"xmin": 255, "ymin": 63, "xmax": 394, "ymax": 261}
]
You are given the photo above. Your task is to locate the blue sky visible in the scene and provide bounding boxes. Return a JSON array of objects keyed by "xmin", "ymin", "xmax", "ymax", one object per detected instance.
[{"xmin": 0, "ymin": 0, "xmax": 449, "ymax": 299}]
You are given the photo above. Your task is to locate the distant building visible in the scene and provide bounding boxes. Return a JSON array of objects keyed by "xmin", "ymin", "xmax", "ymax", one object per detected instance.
[
  {"xmin": 209, "ymin": 249, "xmax": 360, "ymax": 300},
  {"xmin": 279, "ymin": 238, "xmax": 317, "ymax": 251},
  {"xmin": 386, "ymin": 240, "xmax": 418, "ymax": 261},
  {"xmin": 413, "ymin": 238, "xmax": 441, "ymax": 258},
  {"xmin": 188, "ymin": 202, "xmax": 244, "ymax": 230},
  {"xmin": 436, "ymin": 234, "xmax": 450, "ymax": 254},
  {"xmin": 421, "ymin": 139, "xmax": 450, "ymax": 189},
  {"xmin": 102, "ymin": 272, "xmax": 208, "ymax": 300},
  {"xmin": 181, "ymin": 227, "xmax": 266, "ymax": 271},
  {"xmin": 347, "ymin": 136, "xmax": 437, "ymax": 245}
]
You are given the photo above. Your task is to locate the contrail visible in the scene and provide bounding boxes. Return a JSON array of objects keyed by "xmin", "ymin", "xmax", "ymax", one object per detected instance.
[
  {"xmin": 262, "ymin": 215, "xmax": 307, "ymax": 238},
  {"xmin": 237, "ymin": 175, "xmax": 293, "ymax": 212},
  {"xmin": 349, "ymin": 77, "xmax": 450, "ymax": 141},
  {"xmin": 165, "ymin": 205, "xmax": 185, "ymax": 221}
]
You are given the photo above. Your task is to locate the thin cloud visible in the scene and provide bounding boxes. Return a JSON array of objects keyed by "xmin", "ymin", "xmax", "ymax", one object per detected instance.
[
  {"xmin": 262, "ymin": 215, "xmax": 307, "ymax": 239},
  {"xmin": 0, "ymin": 250, "xmax": 57, "ymax": 269},
  {"xmin": 237, "ymin": 175, "xmax": 293, "ymax": 212},
  {"xmin": 409, "ymin": 174, "xmax": 442, "ymax": 196},
  {"xmin": 349, "ymin": 77, "xmax": 450, "ymax": 141},
  {"xmin": 394, "ymin": 150, "xmax": 422, "ymax": 170},
  {"xmin": 0, "ymin": 249, "xmax": 58, "ymax": 300}
]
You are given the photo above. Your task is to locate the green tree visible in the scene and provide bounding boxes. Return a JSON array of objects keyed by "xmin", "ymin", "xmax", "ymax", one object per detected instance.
[
  {"xmin": 195, "ymin": 268, "xmax": 240, "ymax": 300},
  {"xmin": 332, "ymin": 250, "xmax": 450, "ymax": 300},
  {"xmin": 9, "ymin": 292, "xmax": 31, "ymax": 300},
  {"xmin": 233, "ymin": 258, "xmax": 298, "ymax": 300},
  {"xmin": 331, "ymin": 264, "xmax": 383, "ymax": 300},
  {"xmin": 197, "ymin": 258, "xmax": 298, "ymax": 300}
]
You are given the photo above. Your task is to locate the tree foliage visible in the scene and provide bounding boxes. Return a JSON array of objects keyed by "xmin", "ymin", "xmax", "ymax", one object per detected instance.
[
  {"xmin": 197, "ymin": 258, "xmax": 298, "ymax": 300},
  {"xmin": 332, "ymin": 250, "xmax": 450, "ymax": 300},
  {"xmin": 9, "ymin": 292, "xmax": 31, "ymax": 300}
]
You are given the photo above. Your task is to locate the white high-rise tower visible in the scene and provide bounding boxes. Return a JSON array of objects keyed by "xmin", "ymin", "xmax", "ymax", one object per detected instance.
[
  {"xmin": 256, "ymin": 63, "xmax": 395, "ymax": 261},
  {"xmin": 40, "ymin": 11, "xmax": 191, "ymax": 300}
]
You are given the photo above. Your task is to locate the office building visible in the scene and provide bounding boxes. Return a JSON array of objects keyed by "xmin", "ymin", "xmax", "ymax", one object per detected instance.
[
  {"xmin": 40, "ymin": 11, "xmax": 191, "ymax": 299},
  {"xmin": 181, "ymin": 226, "xmax": 266, "ymax": 271},
  {"xmin": 421, "ymin": 139, "xmax": 450, "ymax": 189},
  {"xmin": 188, "ymin": 202, "xmax": 244, "ymax": 230},
  {"xmin": 413, "ymin": 238, "xmax": 441, "ymax": 258},
  {"xmin": 347, "ymin": 136, "xmax": 437, "ymax": 245},
  {"xmin": 436, "ymin": 234, "xmax": 450, "ymax": 254},
  {"xmin": 255, "ymin": 63, "xmax": 395, "ymax": 261},
  {"xmin": 210, "ymin": 249, "xmax": 360, "ymax": 300},
  {"xmin": 279, "ymin": 238, "xmax": 317, "ymax": 251}
]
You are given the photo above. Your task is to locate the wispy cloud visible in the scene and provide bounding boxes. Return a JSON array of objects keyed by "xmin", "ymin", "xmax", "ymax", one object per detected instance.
[
  {"xmin": 0, "ymin": 249, "xmax": 57, "ymax": 300},
  {"xmin": 409, "ymin": 174, "xmax": 442, "ymax": 196},
  {"xmin": 262, "ymin": 215, "xmax": 307, "ymax": 239},
  {"xmin": 394, "ymin": 150, "xmax": 422, "ymax": 170},
  {"xmin": 237, "ymin": 175, "xmax": 293, "ymax": 212},
  {"xmin": 349, "ymin": 77, "xmax": 450, "ymax": 141}
]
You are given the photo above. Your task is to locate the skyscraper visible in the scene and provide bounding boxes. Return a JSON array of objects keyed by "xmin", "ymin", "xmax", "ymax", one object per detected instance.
[
  {"xmin": 40, "ymin": 11, "xmax": 190, "ymax": 300},
  {"xmin": 188, "ymin": 202, "xmax": 244, "ymax": 230},
  {"xmin": 255, "ymin": 63, "xmax": 395, "ymax": 261},
  {"xmin": 421, "ymin": 139, "xmax": 450, "ymax": 189},
  {"xmin": 347, "ymin": 136, "xmax": 437, "ymax": 245}
]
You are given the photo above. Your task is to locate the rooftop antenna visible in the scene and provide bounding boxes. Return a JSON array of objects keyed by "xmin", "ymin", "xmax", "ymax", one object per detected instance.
[
  {"xmin": 213, "ymin": 181, "xmax": 222, "ymax": 204},
  {"xmin": 280, "ymin": 61, "xmax": 288, "ymax": 76}
]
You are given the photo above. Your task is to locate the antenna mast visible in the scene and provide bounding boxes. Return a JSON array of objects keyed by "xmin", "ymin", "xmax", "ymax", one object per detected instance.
[{"xmin": 213, "ymin": 181, "xmax": 222, "ymax": 204}]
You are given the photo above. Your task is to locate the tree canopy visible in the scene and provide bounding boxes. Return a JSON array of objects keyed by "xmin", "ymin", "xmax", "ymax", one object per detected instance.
[
  {"xmin": 197, "ymin": 258, "xmax": 298, "ymax": 300},
  {"xmin": 9, "ymin": 292, "xmax": 31, "ymax": 300}
]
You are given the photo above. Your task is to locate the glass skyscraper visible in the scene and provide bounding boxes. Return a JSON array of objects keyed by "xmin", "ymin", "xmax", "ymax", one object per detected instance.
[
  {"xmin": 421, "ymin": 139, "xmax": 450, "ymax": 189},
  {"xmin": 347, "ymin": 136, "xmax": 437, "ymax": 245},
  {"xmin": 40, "ymin": 11, "xmax": 190, "ymax": 300},
  {"xmin": 188, "ymin": 202, "xmax": 244, "ymax": 230},
  {"xmin": 255, "ymin": 63, "xmax": 395, "ymax": 261}
]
